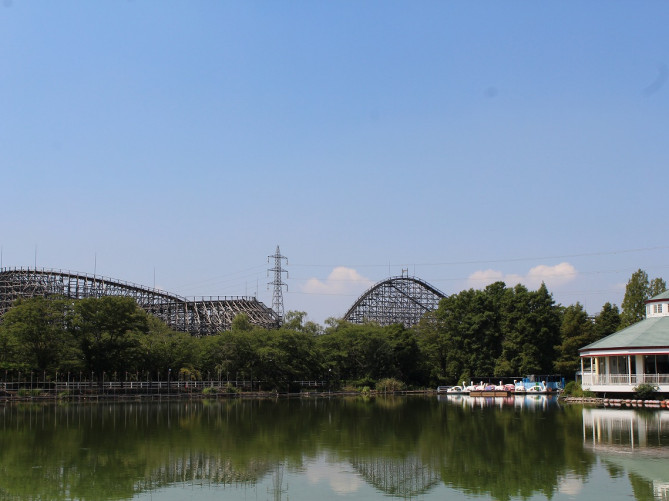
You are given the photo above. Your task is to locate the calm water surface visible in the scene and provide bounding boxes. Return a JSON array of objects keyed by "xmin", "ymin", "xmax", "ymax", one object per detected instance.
[{"xmin": 0, "ymin": 395, "xmax": 668, "ymax": 500}]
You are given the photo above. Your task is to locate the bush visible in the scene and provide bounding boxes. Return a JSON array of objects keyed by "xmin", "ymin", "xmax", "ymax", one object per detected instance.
[
  {"xmin": 202, "ymin": 386, "xmax": 218, "ymax": 396},
  {"xmin": 634, "ymin": 383, "xmax": 659, "ymax": 400},
  {"xmin": 222, "ymin": 383, "xmax": 240, "ymax": 394},
  {"xmin": 562, "ymin": 381, "xmax": 595, "ymax": 398},
  {"xmin": 375, "ymin": 378, "xmax": 406, "ymax": 393},
  {"xmin": 17, "ymin": 388, "xmax": 43, "ymax": 397},
  {"xmin": 562, "ymin": 381, "xmax": 580, "ymax": 396}
]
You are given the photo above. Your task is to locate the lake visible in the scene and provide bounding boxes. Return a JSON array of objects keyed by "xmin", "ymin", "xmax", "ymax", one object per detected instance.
[{"xmin": 0, "ymin": 395, "xmax": 668, "ymax": 500}]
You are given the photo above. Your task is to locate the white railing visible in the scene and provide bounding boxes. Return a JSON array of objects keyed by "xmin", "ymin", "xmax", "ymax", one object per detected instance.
[{"xmin": 581, "ymin": 373, "xmax": 669, "ymax": 386}]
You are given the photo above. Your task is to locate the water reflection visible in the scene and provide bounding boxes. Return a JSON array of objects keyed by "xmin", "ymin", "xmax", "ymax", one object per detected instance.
[
  {"xmin": 438, "ymin": 393, "xmax": 560, "ymax": 411},
  {"xmin": 350, "ymin": 455, "xmax": 440, "ymax": 498},
  {"xmin": 0, "ymin": 398, "xmax": 664, "ymax": 500},
  {"xmin": 583, "ymin": 408, "xmax": 669, "ymax": 500}
]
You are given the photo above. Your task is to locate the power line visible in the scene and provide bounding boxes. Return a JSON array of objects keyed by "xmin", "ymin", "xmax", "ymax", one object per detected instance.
[{"xmin": 288, "ymin": 245, "xmax": 669, "ymax": 269}]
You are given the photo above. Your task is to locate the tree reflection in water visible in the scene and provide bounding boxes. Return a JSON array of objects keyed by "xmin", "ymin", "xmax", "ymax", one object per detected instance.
[{"xmin": 0, "ymin": 396, "xmax": 647, "ymax": 500}]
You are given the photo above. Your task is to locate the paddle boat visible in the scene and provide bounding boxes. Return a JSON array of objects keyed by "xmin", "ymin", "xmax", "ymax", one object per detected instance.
[{"xmin": 446, "ymin": 385, "xmax": 468, "ymax": 394}]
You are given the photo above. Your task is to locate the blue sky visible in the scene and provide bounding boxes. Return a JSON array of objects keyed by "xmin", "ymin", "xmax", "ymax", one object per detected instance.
[{"xmin": 2, "ymin": 1, "xmax": 668, "ymax": 324}]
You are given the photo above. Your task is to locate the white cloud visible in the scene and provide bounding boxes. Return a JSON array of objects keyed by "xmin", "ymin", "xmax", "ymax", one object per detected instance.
[
  {"xmin": 305, "ymin": 456, "xmax": 362, "ymax": 495},
  {"xmin": 301, "ymin": 267, "xmax": 374, "ymax": 296},
  {"xmin": 467, "ymin": 262, "xmax": 577, "ymax": 290},
  {"xmin": 558, "ymin": 474, "xmax": 584, "ymax": 496},
  {"xmin": 526, "ymin": 262, "xmax": 577, "ymax": 287},
  {"xmin": 468, "ymin": 269, "xmax": 504, "ymax": 287}
]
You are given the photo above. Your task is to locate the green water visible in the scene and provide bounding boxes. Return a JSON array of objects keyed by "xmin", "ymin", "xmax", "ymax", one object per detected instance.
[{"xmin": 0, "ymin": 395, "xmax": 667, "ymax": 500}]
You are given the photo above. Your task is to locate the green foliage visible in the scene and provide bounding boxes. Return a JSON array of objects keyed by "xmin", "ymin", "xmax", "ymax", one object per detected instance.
[
  {"xmin": 231, "ymin": 313, "xmax": 252, "ymax": 331},
  {"xmin": 179, "ymin": 367, "xmax": 201, "ymax": 381},
  {"xmin": 553, "ymin": 303, "xmax": 593, "ymax": 375},
  {"xmin": 281, "ymin": 311, "xmax": 323, "ymax": 335},
  {"xmin": 621, "ymin": 269, "xmax": 650, "ymax": 328},
  {"xmin": 316, "ymin": 321, "xmax": 427, "ymax": 386},
  {"xmin": 0, "ymin": 279, "xmax": 633, "ymax": 391},
  {"xmin": 1, "ymin": 296, "xmax": 78, "ymax": 373},
  {"xmin": 593, "ymin": 302, "xmax": 620, "ymax": 340},
  {"xmin": 419, "ymin": 281, "xmax": 561, "ymax": 384},
  {"xmin": 649, "ymin": 277, "xmax": 667, "ymax": 298},
  {"xmin": 17, "ymin": 388, "xmax": 43, "ymax": 397},
  {"xmin": 375, "ymin": 378, "xmax": 406, "ymax": 392},
  {"xmin": 73, "ymin": 296, "xmax": 150, "ymax": 377},
  {"xmin": 633, "ymin": 383, "xmax": 659, "ymax": 400},
  {"xmin": 620, "ymin": 269, "xmax": 666, "ymax": 328},
  {"xmin": 223, "ymin": 383, "xmax": 240, "ymax": 394},
  {"xmin": 562, "ymin": 381, "xmax": 595, "ymax": 398},
  {"xmin": 562, "ymin": 381, "xmax": 580, "ymax": 396},
  {"xmin": 140, "ymin": 317, "xmax": 197, "ymax": 379}
]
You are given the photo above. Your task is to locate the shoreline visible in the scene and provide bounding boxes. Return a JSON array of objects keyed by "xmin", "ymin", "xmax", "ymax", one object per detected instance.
[
  {"xmin": 0, "ymin": 388, "xmax": 431, "ymax": 403},
  {"xmin": 3, "ymin": 391, "xmax": 668, "ymax": 409}
]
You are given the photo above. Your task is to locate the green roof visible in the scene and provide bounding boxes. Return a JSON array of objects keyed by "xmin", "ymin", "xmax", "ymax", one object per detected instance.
[
  {"xmin": 649, "ymin": 290, "xmax": 669, "ymax": 300},
  {"xmin": 581, "ymin": 316, "xmax": 669, "ymax": 351}
]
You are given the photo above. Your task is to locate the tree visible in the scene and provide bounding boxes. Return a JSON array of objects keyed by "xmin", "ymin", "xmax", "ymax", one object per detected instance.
[
  {"xmin": 0, "ymin": 317, "xmax": 23, "ymax": 373},
  {"xmin": 140, "ymin": 316, "xmax": 197, "ymax": 379},
  {"xmin": 72, "ymin": 296, "xmax": 149, "ymax": 377},
  {"xmin": 281, "ymin": 311, "xmax": 323, "ymax": 335},
  {"xmin": 593, "ymin": 302, "xmax": 620, "ymax": 340},
  {"xmin": 620, "ymin": 269, "xmax": 649, "ymax": 328},
  {"xmin": 553, "ymin": 303, "xmax": 593, "ymax": 375},
  {"xmin": 0, "ymin": 297, "xmax": 79, "ymax": 374},
  {"xmin": 649, "ymin": 277, "xmax": 667, "ymax": 297},
  {"xmin": 620, "ymin": 269, "xmax": 666, "ymax": 328},
  {"xmin": 497, "ymin": 283, "xmax": 561, "ymax": 376},
  {"xmin": 231, "ymin": 312, "xmax": 252, "ymax": 332},
  {"xmin": 414, "ymin": 311, "xmax": 449, "ymax": 384}
]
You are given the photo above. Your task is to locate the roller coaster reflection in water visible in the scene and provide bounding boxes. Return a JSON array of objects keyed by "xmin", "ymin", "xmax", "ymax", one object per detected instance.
[{"xmin": 0, "ymin": 267, "xmax": 279, "ymax": 335}]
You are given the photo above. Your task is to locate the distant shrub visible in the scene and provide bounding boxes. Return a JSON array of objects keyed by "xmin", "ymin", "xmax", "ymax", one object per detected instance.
[
  {"xmin": 222, "ymin": 383, "xmax": 240, "ymax": 394},
  {"xmin": 562, "ymin": 381, "xmax": 595, "ymax": 398},
  {"xmin": 375, "ymin": 378, "xmax": 406, "ymax": 393},
  {"xmin": 17, "ymin": 388, "xmax": 42, "ymax": 397},
  {"xmin": 562, "ymin": 381, "xmax": 579, "ymax": 396},
  {"xmin": 179, "ymin": 367, "xmax": 202, "ymax": 381},
  {"xmin": 202, "ymin": 386, "xmax": 218, "ymax": 395},
  {"xmin": 634, "ymin": 383, "xmax": 659, "ymax": 400}
]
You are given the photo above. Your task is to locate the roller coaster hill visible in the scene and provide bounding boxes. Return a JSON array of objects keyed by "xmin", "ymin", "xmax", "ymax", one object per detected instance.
[{"xmin": 0, "ymin": 267, "xmax": 279, "ymax": 336}]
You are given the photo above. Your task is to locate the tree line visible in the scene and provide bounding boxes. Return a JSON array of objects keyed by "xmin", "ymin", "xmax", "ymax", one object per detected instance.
[{"xmin": 0, "ymin": 269, "xmax": 664, "ymax": 389}]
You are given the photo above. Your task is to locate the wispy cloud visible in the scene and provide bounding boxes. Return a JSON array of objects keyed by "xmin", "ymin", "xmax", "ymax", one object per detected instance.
[
  {"xmin": 467, "ymin": 262, "xmax": 577, "ymax": 290},
  {"xmin": 301, "ymin": 267, "xmax": 374, "ymax": 296}
]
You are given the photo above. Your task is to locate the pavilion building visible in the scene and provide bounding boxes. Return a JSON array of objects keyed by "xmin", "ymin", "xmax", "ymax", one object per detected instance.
[{"xmin": 579, "ymin": 291, "xmax": 669, "ymax": 394}]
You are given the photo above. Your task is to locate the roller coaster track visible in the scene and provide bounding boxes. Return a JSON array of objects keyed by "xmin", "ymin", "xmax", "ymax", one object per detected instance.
[
  {"xmin": 0, "ymin": 267, "xmax": 279, "ymax": 335},
  {"xmin": 343, "ymin": 276, "xmax": 446, "ymax": 327}
]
